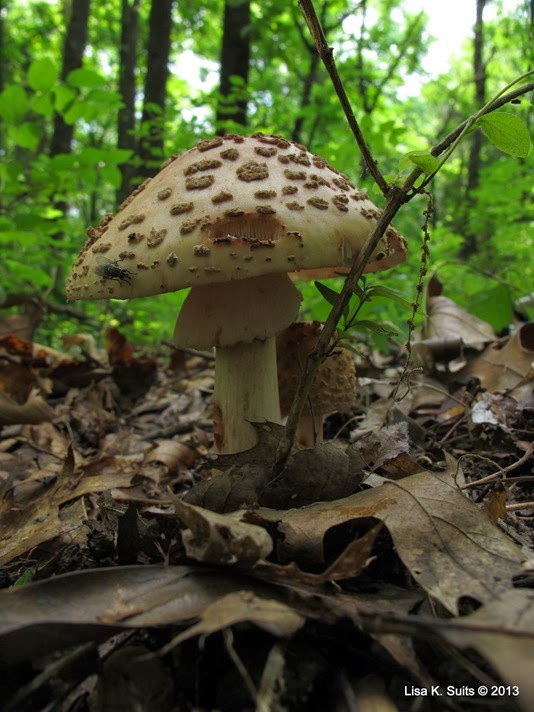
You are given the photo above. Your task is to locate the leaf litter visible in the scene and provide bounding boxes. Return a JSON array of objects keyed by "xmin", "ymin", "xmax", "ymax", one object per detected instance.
[{"xmin": 0, "ymin": 294, "xmax": 533, "ymax": 710}]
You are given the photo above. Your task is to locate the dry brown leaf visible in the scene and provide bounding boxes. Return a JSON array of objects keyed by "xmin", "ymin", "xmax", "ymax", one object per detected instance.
[
  {"xmin": 481, "ymin": 482, "xmax": 508, "ymax": 525},
  {"xmin": 0, "ymin": 566, "xmax": 240, "ymax": 663},
  {"xmin": 0, "ymin": 388, "xmax": 54, "ymax": 425},
  {"xmin": 0, "ymin": 447, "xmax": 139, "ymax": 565},
  {"xmin": 460, "ymin": 322, "xmax": 534, "ymax": 393},
  {"xmin": 258, "ymin": 466, "xmax": 523, "ymax": 613},
  {"xmin": 350, "ymin": 675, "xmax": 399, "ymax": 712},
  {"xmin": 142, "ymin": 440, "xmax": 198, "ymax": 482},
  {"xmin": 171, "ymin": 497, "xmax": 273, "ymax": 567},
  {"xmin": 424, "ymin": 295, "xmax": 496, "ymax": 350},
  {"xmin": 255, "ymin": 523, "xmax": 382, "ymax": 586},
  {"xmin": 354, "ymin": 422, "xmax": 410, "ymax": 470},
  {"xmin": 442, "ymin": 588, "xmax": 534, "ymax": 711},
  {"xmin": 185, "ymin": 422, "xmax": 359, "ymax": 512},
  {"xmin": 160, "ymin": 590, "xmax": 304, "ymax": 654}
]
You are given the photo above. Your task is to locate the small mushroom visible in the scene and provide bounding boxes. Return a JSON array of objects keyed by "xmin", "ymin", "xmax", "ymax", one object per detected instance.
[
  {"xmin": 67, "ymin": 133, "xmax": 406, "ymax": 454},
  {"xmin": 277, "ymin": 322, "xmax": 356, "ymax": 447}
]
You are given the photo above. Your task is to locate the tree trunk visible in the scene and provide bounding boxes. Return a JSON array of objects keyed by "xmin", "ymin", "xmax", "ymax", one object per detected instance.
[
  {"xmin": 49, "ymin": 0, "xmax": 91, "ymax": 157},
  {"xmin": 216, "ymin": 0, "xmax": 251, "ymax": 133},
  {"xmin": 48, "ymin": 0, "xmax": 91, "ymax": 295},
  {"xmin": 292, "ymin": 47, "xmax": 320, "ymax": 144},
  {"xmin": 117, "ymin": 0, "xmax": 141, "ymax": 204},
  {"xmin": 460, "ymin": 0, "xmax": 487, "ymax": 258},
  {"xmin": 138, "ymin": 0, "xmax": 174, "ymax": 178},
  {"xmin": 0, "ymin": 0, "xmax": 5, "ymax": 93}
]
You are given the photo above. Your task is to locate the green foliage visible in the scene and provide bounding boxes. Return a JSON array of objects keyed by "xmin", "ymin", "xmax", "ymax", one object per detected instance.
[
  {"xmin": 0, "ymin": 0, "xmax": 532, "ymax": 350},
  {"xmin": 476, "ymin": 112, "xmax": 531, "ymax": 157}
]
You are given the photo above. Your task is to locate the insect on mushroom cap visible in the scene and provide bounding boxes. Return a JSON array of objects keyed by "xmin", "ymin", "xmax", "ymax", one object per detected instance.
[{"xmin": 66, "ymin": 133, "xmax": 407, "ymax": 301}]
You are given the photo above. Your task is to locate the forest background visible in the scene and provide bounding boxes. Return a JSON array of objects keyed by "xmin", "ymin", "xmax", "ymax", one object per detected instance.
[{"xmin": 0, "ymin": 0, "xmax": 532, "ymax": 350}]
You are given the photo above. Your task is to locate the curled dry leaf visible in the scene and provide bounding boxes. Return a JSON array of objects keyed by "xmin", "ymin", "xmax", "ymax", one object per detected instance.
[
  {"xmin": 0, "ymin": 388, "xmax": 54, "ymax": 426},
  {"xmin": 255, "ymin": 523, "xmax": 383, "ymax": 586},
  {"xmin": 257, "ymin": 466, "xmax": 523, "ymax": 614},
  {"xmin": 424, "ymin": 295, "xmax": 496, "ymax": 350},
  {"xmin": 159, "ymin": 590, "xmax": 304, "ymax": 656},
  {"xmin": 171, "ymin": 497, "xmax": 273, "ymax": 567},
  {"xmin": 0, "ymin": 566, "xmax": 238, "ymax": 663},
  {"xmin": 460, "ymin": 321, "xmax": 534, "ymax": 394},
  {"xmin": 142, "ymin": 440, "xmax": 198, "ymax": 482}
]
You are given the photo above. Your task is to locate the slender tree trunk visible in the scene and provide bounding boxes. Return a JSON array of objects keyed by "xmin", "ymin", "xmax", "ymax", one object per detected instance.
[
  {"xmin": 117, "ymin": 0, "xmax": 141, "ymax": 204},
  {"xmin": 460, "ymin": 0, "xmax": 487, "ymax": 258},
  {"xmin": 0, "ymin": 0, "xmax": 5, "ymax": 93},
  {"xmin": 292, "ymin": 48, "xmax": 320, "ymax": 144},
  {"xmin": 48, "ymin": 0, "xmax": 91, "ymax": 296},
  {"xmin": 216, "ymin": 0, "xmax": 251, "ymax": 133},
  {"xmin": 49, "ymin": 0, "xmax": 91, "ymax": 157},
  {"xmin": 138, "ymin": 0, "xmax": 174, "ymax": 178}
]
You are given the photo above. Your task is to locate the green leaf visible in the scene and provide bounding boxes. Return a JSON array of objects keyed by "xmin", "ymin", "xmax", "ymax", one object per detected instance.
[
  {"xmin": 53, "ymin": 85, "xmax": 76, "ymax": 113},
  {"xmin": 365, "ymin": 285, "xmax": 412, "ymax": 308},
  {"xmin": 4, "ymin": 259, "xmax": 54, "ymax": 288},
  {"xmin": 100, "ymin": 164, "xmax": 123, "ymax": 187},
  {"xmin": 30, "ymin": 92, "xmax": 54, "ymax": 118},
  {"xmin": 0, "ymin": 230, "xmax": 43, "ymax": 246},
  {"xmin": 399, "ymin": 151, "xmax": 439, "ymax": 175},
  {"xmin": 470, "ymin": 283, "xmax": 514, "ymax": 332},
  {"xmin": 67, "ymin": 68, "xmax": 106, "ymax": 88},
  {"xmin": 0, "ymin": 85, "xmax": 28, "ymax": 122},
  {"xmin": 477, "ymin": 112, "xmax": 531, "ymax": 157},
  {"xmin": 12, "ymin": 568, "xmax": 35, "ymax": 587},
  {"xmin": 27, "ymin": 57, "xmax": 60, "ymax": 92},
  {"xmin": 314, "ymin": 281, "xmax": 341, "ymax": 307},
  {"xmin": 352, "ymin": 319, "xmax": 398, "ymax": 337},
  {"xmin": 105, "ymin": 148, "xmax": 134, "ymax": 164},
  {"xmin": 351, "ymin": 280, "xmax": 367, "ymax": 301},
  {"xmin": 10, "ymin": 122, "xmax": 40, "ymax": 151}
]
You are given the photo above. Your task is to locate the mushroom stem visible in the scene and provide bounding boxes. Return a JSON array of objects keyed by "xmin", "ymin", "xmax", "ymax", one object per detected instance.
[
  {"xmin": 173, "ymin": 273, "xmax": 302, "ymax": 454},
  {"xmin": 213, "ymin": 338, "xmax": 281, "ymax": 453}
]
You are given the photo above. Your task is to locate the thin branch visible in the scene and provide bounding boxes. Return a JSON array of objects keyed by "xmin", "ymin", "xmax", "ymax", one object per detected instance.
[
  {"xmin": 298, "ymin": 0, "xmax": 390, "ymax": 194},
  {"xmin": 274, "ymin": 4, "xmax": 534, "ymax": 475},
  {"xmin": 462, "ymin": 443, "xmax": 534, "ymax": 489},
  {"xmin": 274, "ymin": 189, "xmax": 405, "ymax": 473}
]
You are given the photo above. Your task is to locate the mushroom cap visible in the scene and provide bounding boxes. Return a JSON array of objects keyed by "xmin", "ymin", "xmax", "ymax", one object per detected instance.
[
  {"xmin": 67, "ymin": 133, "xmax": 407, "ymax": 301},
  {"xmin": 277, "ymin": 321, "xmax": 356, "ymax": 417}
]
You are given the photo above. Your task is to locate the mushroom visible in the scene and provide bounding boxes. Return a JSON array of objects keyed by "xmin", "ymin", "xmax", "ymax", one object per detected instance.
[
  {"xmin": 277, "ymin": 321, "xmax": 356, "ymax": 447},
  {"xmin": 67, "ymin": 133, "xmax": 406, "ymax": 454}
]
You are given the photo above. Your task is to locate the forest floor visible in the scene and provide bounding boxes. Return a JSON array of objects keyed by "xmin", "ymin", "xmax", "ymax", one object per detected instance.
[{"xmin": 0, "ymin": 295, "xmax": 533, "ymax": 712}]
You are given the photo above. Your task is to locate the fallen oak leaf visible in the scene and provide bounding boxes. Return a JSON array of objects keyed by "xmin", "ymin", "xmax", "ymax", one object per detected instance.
[
  {"xmin": 256, "ymin": 466, "xmax": 523, "ymax": 614},
  {"xmin": 255, "ymin": 522, "xmax": 383, "ymax": 586}
]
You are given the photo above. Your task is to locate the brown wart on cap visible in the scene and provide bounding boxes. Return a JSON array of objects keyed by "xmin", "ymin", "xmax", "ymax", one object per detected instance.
[
  {"xmin": 277, "ymin": 322, "xmax": 356, "ymax": 447},
  {"xmin": 66, "ymin": 133, "xmax": 406, "ymax": 454}
]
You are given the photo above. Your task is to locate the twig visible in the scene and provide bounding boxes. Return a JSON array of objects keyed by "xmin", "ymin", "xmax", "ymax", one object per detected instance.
[
  {"xmin": 462, "ymin": 443, "xmax": 534, "ymax": 489},
  {"xmin": 275, "ymin": 192, "xmax": 406, "ymax": 472},
  {"xmin": 162, "ymin": 340, "xmax": 216, "ymax": 361},
  {"xmin": 298, "ymin": 0, "xmax": 390, "ymax": 195},
  {"xmin": 506, "ymin": 501, "xmax": 534, "ymax": 512}
]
